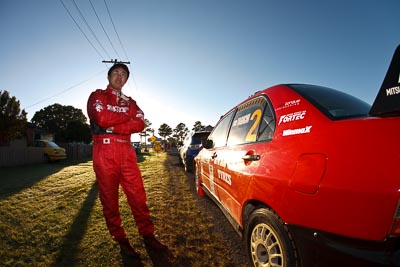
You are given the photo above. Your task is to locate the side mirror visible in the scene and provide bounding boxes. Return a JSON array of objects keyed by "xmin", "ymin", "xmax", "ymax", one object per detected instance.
[{"xmin": 202, "ymin": 139, "xmax": 214, "ymax": 149}]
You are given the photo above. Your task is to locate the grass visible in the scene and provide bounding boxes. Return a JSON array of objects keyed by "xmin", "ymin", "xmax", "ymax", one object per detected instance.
[{"xmin": 0, "ymin": 151, "xmax": 248, "ymax": 267}]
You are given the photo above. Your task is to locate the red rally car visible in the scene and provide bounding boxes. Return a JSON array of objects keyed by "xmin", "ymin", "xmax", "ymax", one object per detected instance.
[{"xmin": 194, "ymin": 45, "xmax": 400, "ymax": 266}]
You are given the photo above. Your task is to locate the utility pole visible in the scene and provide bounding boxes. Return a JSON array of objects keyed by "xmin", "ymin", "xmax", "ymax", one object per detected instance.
[{"xmin": 102, "ymin": 59, "xmax": 130, "ymax": 64}]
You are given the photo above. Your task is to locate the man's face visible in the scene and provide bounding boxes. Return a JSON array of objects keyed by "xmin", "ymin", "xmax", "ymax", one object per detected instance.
[{"xmin": 108, "ymin": 67, "xmax": 128, "ymax": 90}]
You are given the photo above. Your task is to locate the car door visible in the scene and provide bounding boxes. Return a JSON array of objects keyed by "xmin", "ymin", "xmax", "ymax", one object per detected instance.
[
  {"xmin": 198, "ymin": 110, "xmax": 235, "ymax": 200},
  {"xmin": 212, "ymin": 96, "xmax": 276, "ymax": 223}
]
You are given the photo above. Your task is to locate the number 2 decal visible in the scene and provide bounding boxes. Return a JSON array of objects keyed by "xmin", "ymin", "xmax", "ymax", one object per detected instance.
[{"xmin": 245, "ymin": 109, "xmax": 262, "ymax": 142}]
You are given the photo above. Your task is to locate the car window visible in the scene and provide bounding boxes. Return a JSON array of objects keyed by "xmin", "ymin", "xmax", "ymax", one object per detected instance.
[
  {"xmin": 227, "ymin": 96, "xmax": 274, "ymax": 145},
  {"xmin": 258, "ymin": 102, "xmax": 275, "ymax": 141},
  {"xmin": 208, "ymin": 111, "xmax": 235, "ymax": 148},
  {"xmin": 191, "ymin": 133, "xmax": 210, "ymax": 145},
  {"xmin": 288, "ymin": 84, "xmax": 370, "ymax": 120},
  {"xmin": 47, "ymin": 141, "xmax": 59, "ymax": 148}
]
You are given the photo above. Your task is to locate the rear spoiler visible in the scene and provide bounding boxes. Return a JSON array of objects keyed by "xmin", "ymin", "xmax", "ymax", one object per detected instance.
[{"xmin": 369, "ymin": 44, "xmax": 400, "ymax": 117}]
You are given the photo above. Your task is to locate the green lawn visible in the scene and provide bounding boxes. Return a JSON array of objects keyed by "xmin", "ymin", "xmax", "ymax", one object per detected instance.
[{"xmin": 0, "ymin": 152, "xmax": 248, "ymax": 267}]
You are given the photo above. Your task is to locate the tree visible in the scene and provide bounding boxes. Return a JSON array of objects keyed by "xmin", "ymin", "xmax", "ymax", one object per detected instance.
[
  {"xmin": 173, "ymin": 123, "xmax": 189, "ymax": 146},
  {"xmin": 31, "ymin": 103, "xmax": 88, "ymax": 142},
  {"xmin": 192, "ymin": 121, "xmax": 205, "ymax": 132},
  {"xmin": 141, "ymin": 119, "xmax": 152, "ymax": 138},
  {"xmin": 140, "ymin": 119, "xmax": 153, "ymax": 151},
  {"xmin": 158, "ymin": 123, "xmax": 172, "ymax": 140},
  {"xmin": 64, "ymin": 120, "xmax": 92, "ymax": 144},
  {"xmin": 0, "ymin": 90, "xmax": 27, "ymax": 145}
]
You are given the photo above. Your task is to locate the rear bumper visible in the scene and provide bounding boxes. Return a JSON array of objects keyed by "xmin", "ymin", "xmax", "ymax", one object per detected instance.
[
  {"xmin": 287, "ymin": 224, "xmax": 400, "ymax": 267},
  {"xmin": 48, "ymin": 154, "xmax": 66, "ymax": 161}
]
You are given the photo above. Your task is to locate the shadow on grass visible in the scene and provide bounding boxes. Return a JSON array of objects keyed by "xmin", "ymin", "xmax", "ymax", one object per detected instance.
[
  {"xmin": 54, "ymin": 181, "xmax": 98, "ymax": 266},
  {"xmin": 0, "ymin": 159, "xmax": 90, "ymax": 199}
]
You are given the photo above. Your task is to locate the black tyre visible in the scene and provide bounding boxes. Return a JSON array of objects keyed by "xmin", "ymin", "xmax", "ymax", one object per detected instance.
[{"xmin": 245, "ymin": 208, "xmax": 297, "ymax": 267}]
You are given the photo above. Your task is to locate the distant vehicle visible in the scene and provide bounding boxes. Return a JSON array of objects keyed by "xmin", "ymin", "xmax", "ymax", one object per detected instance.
[
  {"xmin": 194, "ymin": 45, "xmax": 400, "ymax": 266},
  {"xmin": 32, "ymin": 140, "xmax": 66, "ymax": 162},
  {"xmin": 132, "ymin": 142, "xmax": 141, "ymax": 155},
  {"xmin": 179, "ymin": 131, "xmax": 211, "ymax": 172}
]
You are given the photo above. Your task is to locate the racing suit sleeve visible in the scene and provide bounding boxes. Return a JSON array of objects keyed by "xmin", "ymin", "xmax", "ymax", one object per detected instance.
[
  {"xmin": 112, "ymin": 100, "xmax": 145, "ymax": 134},
  {"xmin": 87, "ymin": 89, "xmax": 131, "ymax": 128}
]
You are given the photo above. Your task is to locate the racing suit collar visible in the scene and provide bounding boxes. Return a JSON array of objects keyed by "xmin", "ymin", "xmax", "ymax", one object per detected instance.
[{"xmin": 106, "ymin": 85, "xmax": 122, "ymax": 97}]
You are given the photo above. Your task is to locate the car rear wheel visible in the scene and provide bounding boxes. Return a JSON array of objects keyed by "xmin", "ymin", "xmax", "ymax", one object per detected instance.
[{"xmin": 246, "ymin": 208, "xmax": 297, "ymax": 267}]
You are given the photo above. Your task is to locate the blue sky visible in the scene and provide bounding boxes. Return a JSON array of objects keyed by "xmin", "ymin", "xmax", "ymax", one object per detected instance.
[{"xmin": 1, "ymin": 0, "xmax": 399, "ymax": 139}]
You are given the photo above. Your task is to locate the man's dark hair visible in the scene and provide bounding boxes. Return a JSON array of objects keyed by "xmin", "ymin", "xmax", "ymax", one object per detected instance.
[{"xmin": 108, "ymin": 63, "xmax": 130, "ymax": 78}]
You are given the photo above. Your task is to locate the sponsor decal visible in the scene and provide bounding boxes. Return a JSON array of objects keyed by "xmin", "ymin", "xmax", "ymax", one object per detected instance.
[
  {"xmin": 209, "ymin": 165, "xmax": 215, "ymax": 194},
  {"xmin": 107, "ymin": 105, "xmax": 129, "ymax": 113},
  {"xmin": 282, "ymin": 126, "xmax": 312, "ymax": 136},
  {"xmin": 278, "ymin": 110, "xmax": 306, "ymax": 125},
  {"xmin": 232, "ymin": 112, "xmax": 251, "ymax": 127},
  {"xmin": 94, "ymin": 100, "xmax": 104, "ymax": 112},
  {"xmin": 276, "ymin": 99, "xmax": 301, "ymax": 111},
  {"xmin": 217, "ymin": 170, "xmax": 232, "ymax": 186},
  {"xmin": 386, "ymin": 86, "xmax": 400, "ymax": 96}
]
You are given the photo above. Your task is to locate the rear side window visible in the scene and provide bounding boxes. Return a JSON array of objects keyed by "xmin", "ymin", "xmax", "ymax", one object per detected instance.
[
  {"xmin": 227, "ymin": 96, "xmax": 275, "ymax": 146},
  {"xmin": 288, "ymin": 84, "xmax": 370, "ymax": 120}
]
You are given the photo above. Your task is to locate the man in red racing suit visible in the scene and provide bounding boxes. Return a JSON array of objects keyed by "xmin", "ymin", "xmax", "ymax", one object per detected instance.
[{"xmin": 87, "ymin": 63, "xmax": 167, "ymax": 258}]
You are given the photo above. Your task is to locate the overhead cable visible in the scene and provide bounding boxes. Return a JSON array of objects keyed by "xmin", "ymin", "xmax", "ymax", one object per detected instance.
[
  {"xmin": 89, "ymin": 0, "xmax": 121, "ymax": 60},
  {"xmin": 71, "ymin": 0, "xmax": 111, "ymax": 60},
  {"xmin": 24, "ymin": 70, "xmax": 106, "ymax": 110},
  {"xmin": 59, "ymin": 0, "xmax": 104, "ymax": 60},
  {"xmin": 103, "ymin": 0, "xmax": 139, "ymax": 92},
  {"xmin": 104, "ymin": 0, "xmax": 130, "ymax": 62}
]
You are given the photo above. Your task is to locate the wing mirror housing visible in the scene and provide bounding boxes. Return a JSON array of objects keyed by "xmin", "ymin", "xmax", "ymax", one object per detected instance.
[{"xmin": 202, "ymin": 139, "xmax": 214, "ymax": 149}]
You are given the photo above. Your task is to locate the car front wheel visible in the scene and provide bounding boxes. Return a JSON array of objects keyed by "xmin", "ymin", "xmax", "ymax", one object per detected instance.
[{"xmin": 246, "ymin": 208, "xmax": 297, "ymax": 267}]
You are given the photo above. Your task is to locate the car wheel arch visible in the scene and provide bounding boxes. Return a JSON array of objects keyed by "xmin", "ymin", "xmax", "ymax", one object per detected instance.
[
  {"xmin": 243, "ymin": 205, "xmax": 299, "ymax": 267},
  {"xmin": 242, "ymin": 199, "xmax": 279, "ymax": 227}
]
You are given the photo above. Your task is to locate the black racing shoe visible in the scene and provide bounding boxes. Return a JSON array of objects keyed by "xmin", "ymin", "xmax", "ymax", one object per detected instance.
[
  {"xmin": 118, "ymin": 238, "xmax": 140, "ymax": 258},
  {"xmin": 143, "ymin": 235, "xmax": 168, "ymax": 251}
]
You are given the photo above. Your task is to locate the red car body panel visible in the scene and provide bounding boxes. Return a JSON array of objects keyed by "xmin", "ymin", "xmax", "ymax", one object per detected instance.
[
  {"xmin": 196, "ymin": 45, "xmax": 400, "ymax": 266},
  {"xmin": 197, "ymin": 86, "xmax": 400, "ymax": 265},
  {"xmin": 199, "ymin": 84, "xmax": 400, "ymax": 241}
]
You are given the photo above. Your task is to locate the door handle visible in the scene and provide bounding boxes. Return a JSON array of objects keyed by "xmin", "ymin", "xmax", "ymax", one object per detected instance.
[
  {"xmin": 242, "ymin": 154, "xmax": 260, "ymax": 161},
  {"xmin": 211, "ymin": 152, "xmax": 217, "ymax": 159}
]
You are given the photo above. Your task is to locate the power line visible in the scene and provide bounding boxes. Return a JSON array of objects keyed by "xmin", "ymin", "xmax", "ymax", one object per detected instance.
[
  {"xmin": 59, "ymin": 0, "xmax": 104, "ymax": 60},
  {"xmin": 104, "ymin": 0, "xmax": 130, "ymax": 62},
  {"xmin": 71, "ymin": 0, "xmax": 111, "ymax": 59},
  {"xmin": 60, "ymin": 0, "xmax": 139, "ymax": 92},
  {"xmin": 24, "ymin": 70, "xmax": 106, "ymax": 110},
  {"xmin": 89, "ymin": 0, "xmax": 121, "ymax": 60},
  {"xmin": 103, "ymin": 0, "xmax": 139, "ymax": 92}
]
